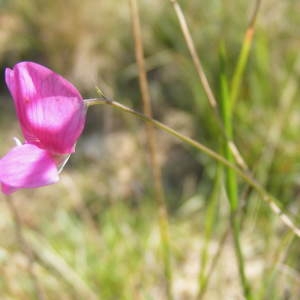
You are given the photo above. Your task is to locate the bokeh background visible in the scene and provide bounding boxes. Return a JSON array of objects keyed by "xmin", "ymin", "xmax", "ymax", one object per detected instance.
[{"xmin": 0, "ymin": 0, "xmax": 300, "ymax": 299}]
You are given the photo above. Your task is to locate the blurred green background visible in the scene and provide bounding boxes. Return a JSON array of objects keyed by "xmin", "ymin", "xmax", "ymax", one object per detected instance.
[{"xmin": 0, "ymin": 0, "xmax": 300, "ymax": 299}]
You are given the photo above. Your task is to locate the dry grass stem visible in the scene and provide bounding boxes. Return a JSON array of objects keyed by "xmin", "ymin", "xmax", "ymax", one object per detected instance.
[
  {"xmin": 249, "ymin": 0, "xmax": 262, "ymax": 28},
  {"xmin": 86, "ymin": 97, "xmax": 300, "ymax": 238},
  {"xmin": 129, "ymin": 0, "xmax": 172, "ymax": 297},
  {"xmin": 168, "ymin": 0, "xmax": 249, "ymax": 171},
  {"xmin": 169, "ymin": 0, "xmax": 217, "ymax": 108}
]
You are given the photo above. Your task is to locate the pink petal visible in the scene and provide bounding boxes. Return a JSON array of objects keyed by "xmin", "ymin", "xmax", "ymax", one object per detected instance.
[
  {"xmin": 22, "ymin": 95, "xmax": 85, "ymax": 154},
  {"xmin": 5, "ymin": 61, "xmax": 82, "ymax": 100},
  {"xmin": 5, "ymin": 62, "xmax": 86, "ymax": 154},
  {"xmin": 0, "ymin": 144, "xmax": 59, "ymax": 194},
  {"xmin": 1, "ymin": 184, "xmax": 18, "ymax": 195}
]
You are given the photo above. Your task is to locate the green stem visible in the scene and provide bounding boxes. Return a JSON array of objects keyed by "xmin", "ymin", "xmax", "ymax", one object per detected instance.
[
  {"xmin": 219, "ymin": 44, "xmax": 251, "ymax": 299},
  {"xmin": 230, "ymin": 28, "xmax": 254, "ymax": 109},
  {"xmin": 230, "ymin": 0, "xmax": 261, "ymax": 109},
  {"xmin": 231, "ymin": 218, "xmax": 251, "ymax": 298},
  {"xmin": 84, "ymin": 97, "xmax": 300, "ymax": 238}
]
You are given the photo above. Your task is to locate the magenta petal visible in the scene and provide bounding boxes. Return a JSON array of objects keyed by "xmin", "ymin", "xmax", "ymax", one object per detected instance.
[
  {"xmin": 5, "ymin": 62, "xmax": 86, "ymax": 154},
  {"xmin": 1, "ymin": 184, "xmax": 18, "ymax": 195},
  {"xmin": 5, "ymin": 61, "xmax": 82, "ymax": 100},
  {"xmin": 0, "ymin": 144, "xmax": 59, "ymax": 194},
  {"xmin": 23, "ymin": 95, "xmax": 86, "ymax": 154}
]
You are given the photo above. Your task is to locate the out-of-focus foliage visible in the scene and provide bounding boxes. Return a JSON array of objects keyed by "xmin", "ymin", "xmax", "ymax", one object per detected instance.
[{"xmin": 0, "ymin": 0, "xmax": 300, "ymax": 299}]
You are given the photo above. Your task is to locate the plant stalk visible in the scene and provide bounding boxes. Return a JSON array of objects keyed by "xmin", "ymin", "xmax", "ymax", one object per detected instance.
[
  {"xmin": 85, "ymin": 97, "xmax": 300, "ymax": 239},
  {"xmin": 128, "ymin": 0, "xmax": 172, "ymax": 297},
  {"xmin": 219, "ymin": 44, "xmax": 252, "ymax": 299}
]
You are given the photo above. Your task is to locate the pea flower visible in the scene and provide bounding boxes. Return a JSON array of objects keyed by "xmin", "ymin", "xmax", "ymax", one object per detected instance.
[{"xmin": 0, "ymin": 62, "xmax": 86, "ymax": 194}]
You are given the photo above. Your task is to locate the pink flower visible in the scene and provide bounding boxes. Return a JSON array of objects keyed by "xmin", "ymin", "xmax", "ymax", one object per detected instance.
[{"xmin": 0, "ymin": 62, "xmax": 86, "ymax": 194}]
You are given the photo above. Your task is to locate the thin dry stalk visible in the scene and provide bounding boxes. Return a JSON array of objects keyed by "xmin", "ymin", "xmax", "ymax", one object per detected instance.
[
  {"xmin": 169, "ymin": 2, "xmax": 259, "ymax": 298},
  {"xmin": 169, "ymin": 0, "xmax": 216, "ymax": 108},
  {"xmin": 249, "ymin": 0, "xmax": 262, "ymax": 28},
  {"xmin": 4, "ymin": 196, "xmax": 45, "ymax": 300},
  {"xmin": 128, "ymin": 0, "xmax": 172, "ymax": 298},
  {"xmin": 169, "ymin": 0, "xmax": 248, "ymax": 170},
  {"xmin": 86, "ymin": 96, "xmax": 300, "ymax": 239}
]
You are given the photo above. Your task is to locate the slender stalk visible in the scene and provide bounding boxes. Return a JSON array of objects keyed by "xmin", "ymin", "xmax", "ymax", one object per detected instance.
[
  {"xmin": 4, "ymin": 196, "xmax": 45, "ymax": 300},
  {"xmin": 85, "ymin": 97, "xmax": 300, "ymax": 238},
  {"xmin": 168, "ymin": 0, "xmax": 247, "ymax": 171},
  {"xmin": 128, "ymin": 0, "xmax": 172, "ymax": 297},
  {"xmin": 230, "ymin": 0, "xmax": 262, "ymax": 108},
  {"xmin": 220, "ymin": 45, "xmax": 251, "ymax": 299},
  {"xmin": 218, "ymin": 3, "xmax": 261, "ymax": 297},
  {"xmin": 169, "ymin": 2, "xmax": 258, "ymax": 296},
  {"xmin": 198, "ymin": 186, "xmax": 252, "ymax": 299},
  {"xmin": 169, "ymin": 0, "xmax": 216, "ymax": 108}
]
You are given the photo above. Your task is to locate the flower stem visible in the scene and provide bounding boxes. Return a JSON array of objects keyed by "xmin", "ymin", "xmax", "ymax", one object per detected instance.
[{"xmin": 85, "ymin": 97, "xmax": 300, "ymax": 239}]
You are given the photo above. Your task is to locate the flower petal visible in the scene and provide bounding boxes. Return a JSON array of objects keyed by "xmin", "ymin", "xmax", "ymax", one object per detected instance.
[
  {"xmin": 5, "ymin": 62, "xmax": 86, "ymax": 154},
  {"xmin": 23, "ymin": 95, "xmax": 86, "ymax": 154},
  {"xmin": 5, "ymin": 61, "xmax": 82, "ymax": 101},
  {"xmin": 0, "ymin": 144, "xmax": 59, "ymax": 194}
]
